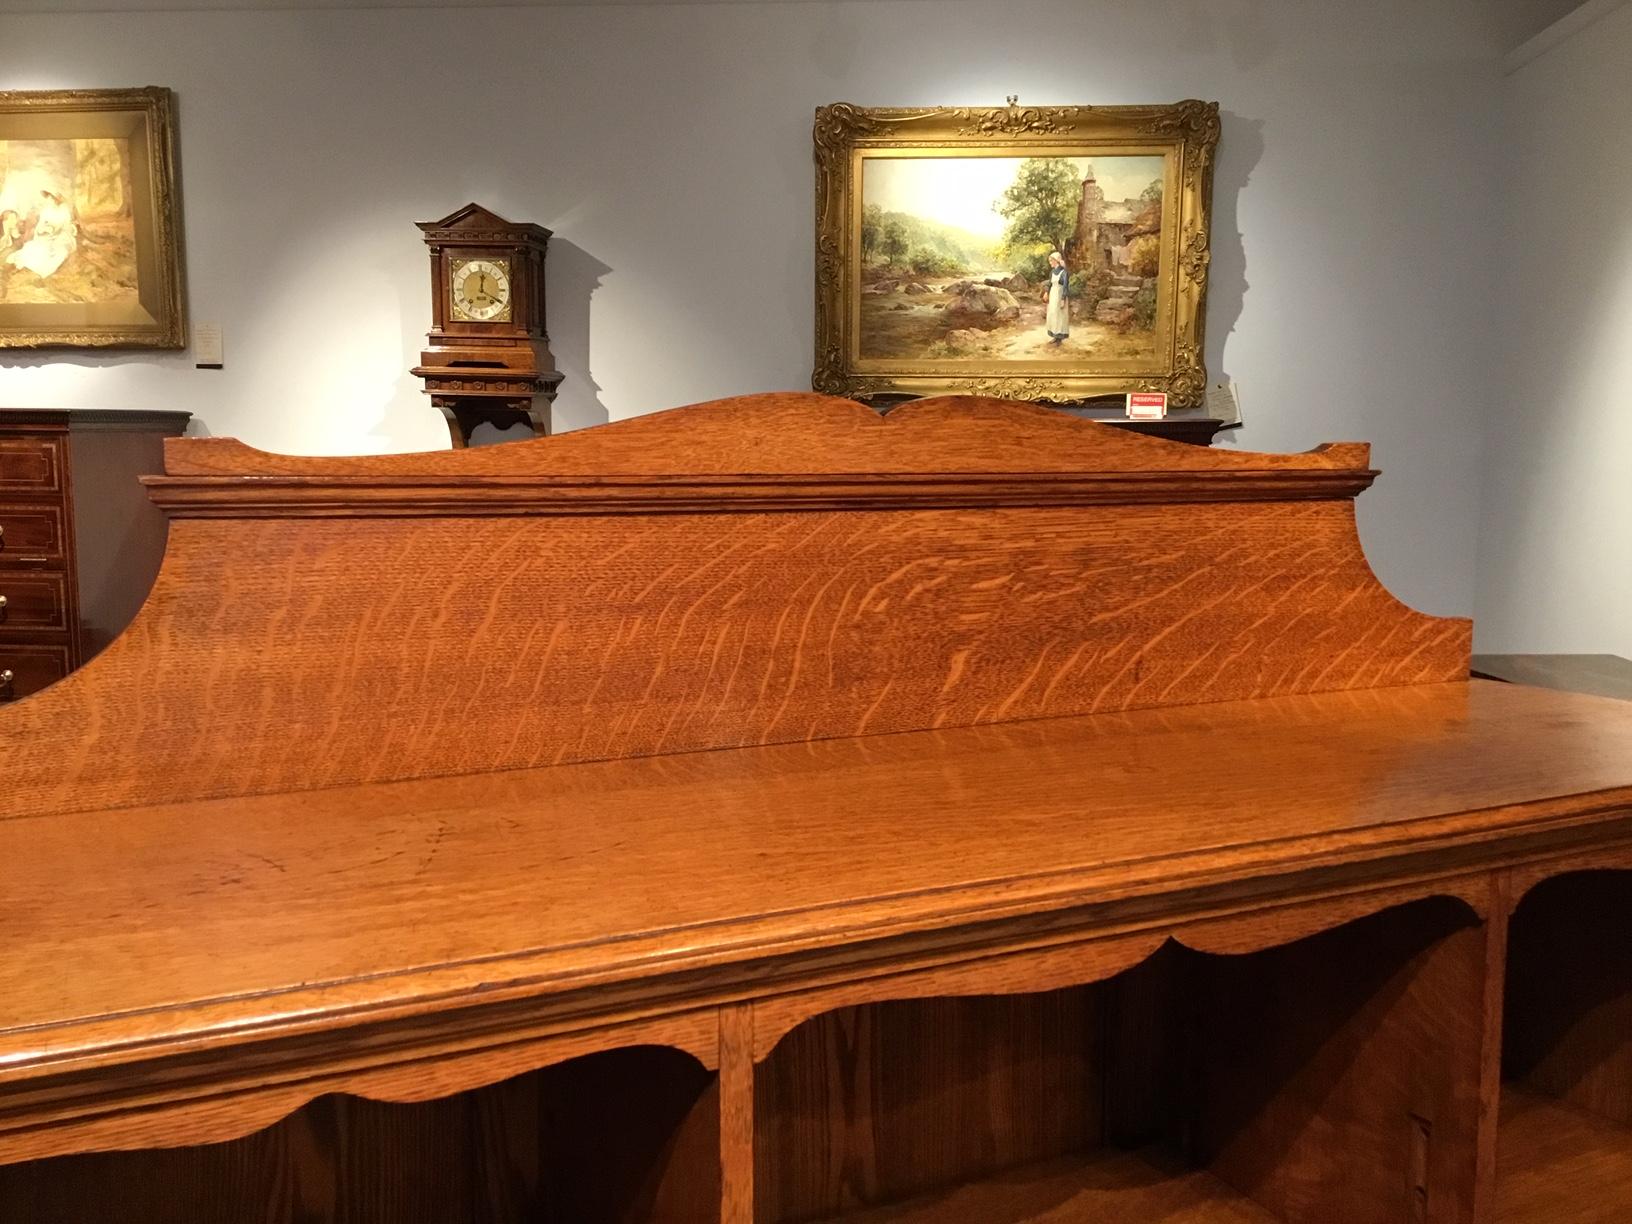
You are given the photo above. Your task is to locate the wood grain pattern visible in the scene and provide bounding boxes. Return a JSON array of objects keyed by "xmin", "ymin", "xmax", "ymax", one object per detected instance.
[
  {"xmin": 0, "ymin": 435, "xmax": 63, "ymax": 492},
  {"xmin": 1505, "ymin": 871, "xmax": 1632, "ymax": 1126},
  {"xmin": 7, "ymin": 392, "xmax": 1632, "ymax": 1221},
  {"xmin": 0, "ymin": 1049, "xmax": 721, "ymax": 1224},
  {"xmin": 750, "ymin": 931, "xmax": 1170, "ymax": 1062},
  {"xmin": 0, "ymin": 1008, "xmax": 719, "ymax": 1175},
  {"xmin": 721, "ymin": 1004, "xmax": 757, "ymax": 1224},
  {"xmin": 1198, "ymin": 898, "xmax": 1487, "ymax": 1224},
  {"xmin": 0, "ymin": 393, "xmax": 1466, "ymax": 821},
  {"xmin": 755, "ymin": 991, "xmax": 1100, "ymax": 1221},
  {"xmin": 537, "ymin": 1046, "xmax": 721, "ymax": 1222},
  {"xmin": 1496, "ymin": 1088, "xmax": 1632, "ymax": 1223},
  {"xmin": 7, "ymin": 683, "xmax": 1632, "ymax": 1168},
  {"xmin": 750, "ymin": 875, "xmax": 1494, "ymax": 1063},
  {"xmin": 155, "ymin": 394, "xmax": 1361, "ymax": 478},
  {"xmin": 808, "ymin": 1148, "xmax": 1282, "ymax": 1223},
  {"xmin": 0, "ymin": 409, "xmax": 189, "ymax": 710},
  {"xmin": 0, "ymin": 1075, "xmax": 546, "ymax": 1224},
  {"xmin": 760, "ymin": 899, "xmax": 1496, "ymax": 1222},
  {"xmin": 1474, "ymin": 872, "xmax": 1513, "ymax": 1223}
]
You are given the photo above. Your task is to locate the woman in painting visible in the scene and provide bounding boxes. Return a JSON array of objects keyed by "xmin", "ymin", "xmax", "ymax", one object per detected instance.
[
  {"xmin": 0, "ymin": 210, "xmax": 22, "ymax": 263},
  {"xmin": 1042, "ymin": 250, "xmax": 1070, "ymax": 345},
  {"xmin": 5, "ymin": 190, "xmax": 77, "ymax": 281}
]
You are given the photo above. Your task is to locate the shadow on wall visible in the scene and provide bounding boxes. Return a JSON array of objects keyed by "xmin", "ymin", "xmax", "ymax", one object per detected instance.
[
  {"xmin": 547, "ymin": 237, "xmax": 611, "ymax": 432},
  {"xmin": 1204, "ymin": 110, "xmax": 1262, "ymax": 446},
  {"xmin": 468, "ymin": 236, "xmax": 611, "ymax": 446}
]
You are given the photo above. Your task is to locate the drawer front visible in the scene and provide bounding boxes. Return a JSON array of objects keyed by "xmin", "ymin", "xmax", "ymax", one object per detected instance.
[
  {"xmin": 0, "ymin": 503, "xmax": 66, "ymax": 563},
  {"xmin": 0, "ymin": 571, "xmax": 69, "ymax": 632},
  {"xmin": 0, "ymin": 643, "xmax": 71, "ymax": 703},
  {"xmin": 0, "ymin": 437, "xmax": 63, "ymax": 494}
]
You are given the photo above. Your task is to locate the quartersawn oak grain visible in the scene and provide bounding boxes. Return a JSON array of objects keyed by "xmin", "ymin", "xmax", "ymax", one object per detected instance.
[
  {"xmin": 0, "ymin": 393, "xmax": 1465, "ymax": 822},
  {"xmin": 6, "ymin": 680, "xmax": 1632, "ymax": 1174},
  {"xmin": 5, "ymin": 392, "xmax": 1632, "ymax": 1223},
  {"xmin": 155, "ymin": 394, "xmax": 1362, "ymax": 478}
]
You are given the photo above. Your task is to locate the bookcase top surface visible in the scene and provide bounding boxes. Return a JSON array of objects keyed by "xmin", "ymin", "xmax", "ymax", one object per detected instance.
[{"xmin": 5, "ymin": 678, "xmax": 1631, "ymax": 1089}]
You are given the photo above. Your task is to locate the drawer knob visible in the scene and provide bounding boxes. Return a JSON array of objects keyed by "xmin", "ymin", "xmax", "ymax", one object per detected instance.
[
  {"xmin": 0, "ymin": 594, "xmax": 7, "ymax": 610},
  {"xmin": 0, "ymin": 669, "xmax": 13, "ymax": 699}
]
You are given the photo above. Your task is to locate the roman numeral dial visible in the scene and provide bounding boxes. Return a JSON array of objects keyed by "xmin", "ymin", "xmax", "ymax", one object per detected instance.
[{"xmin": 449, "ymin": 258, "xmax": 512, "ymax": 322}]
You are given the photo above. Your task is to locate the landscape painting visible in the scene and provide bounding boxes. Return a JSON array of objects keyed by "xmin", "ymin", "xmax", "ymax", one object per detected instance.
[
  {"xmin": 0, "ymin": 87, "xmax": 185, "ymax": 349},
  {"xmin": 858, "ymin": 153, "xmax": 1169, "ymax": 364},
  {"xmin": 0, "ymin": 137, "xmax": 140, "ymax": 307},
  {"xmin": 813, "ymin": 101, "xmax": 1218, "ymax": 405}
]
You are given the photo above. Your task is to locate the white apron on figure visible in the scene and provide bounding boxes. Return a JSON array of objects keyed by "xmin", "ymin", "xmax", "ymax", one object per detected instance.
[{"xmin": 1045, "ymin": 266, "xmax": 1069, "ymax": 339}]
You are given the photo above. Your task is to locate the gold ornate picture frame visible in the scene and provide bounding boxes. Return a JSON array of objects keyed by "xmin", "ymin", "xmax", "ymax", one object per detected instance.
[
  {"xmin": 813, "ymin": 98, "xmax": 1218, "ymax": 406},
  {"xmin": 0, "ymin": 87, "xmax": 186, "ymax": 350}
]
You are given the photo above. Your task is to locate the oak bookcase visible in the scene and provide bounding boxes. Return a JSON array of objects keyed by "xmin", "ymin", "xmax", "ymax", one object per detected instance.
[{"xmin": 3, "ymin": 394, "xmax": 1631, "ymax": 1223}]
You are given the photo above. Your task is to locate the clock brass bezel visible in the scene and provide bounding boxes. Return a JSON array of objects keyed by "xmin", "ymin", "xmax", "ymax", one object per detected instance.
[{"xmin": 448, "ymin": 255, "xmax": 514, "ymax": 324}]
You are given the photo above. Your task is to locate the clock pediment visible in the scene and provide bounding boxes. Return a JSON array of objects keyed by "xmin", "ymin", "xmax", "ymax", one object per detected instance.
[{"xmin": 417, "ymin": 202, "xmax": 552, "ymax": 245}]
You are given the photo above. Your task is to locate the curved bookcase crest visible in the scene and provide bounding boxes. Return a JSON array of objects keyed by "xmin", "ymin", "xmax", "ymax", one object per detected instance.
[
  {"xmin": 0, "ymin": 392, "xmax": 1467, "ymax": 821},
  {"xmin": 159, "ymin": 392, "xmax": 1370, "ymax": 479}
]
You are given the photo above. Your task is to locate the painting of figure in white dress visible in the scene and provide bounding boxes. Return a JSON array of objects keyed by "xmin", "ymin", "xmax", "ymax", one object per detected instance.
[
  {"xmin": 0, "ymin": 138, "xmax": 139, "ymax": 307},
  {"xmin": 857, "ymin": 154, "xmax": 1168, "ymax": 363}
]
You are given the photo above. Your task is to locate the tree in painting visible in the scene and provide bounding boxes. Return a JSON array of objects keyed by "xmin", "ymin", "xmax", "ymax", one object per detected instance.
[
  {"xmin": 995, "ymin": 158, "xmax": 1080, "ymax": 266},
  {"xmin": 858, "ymin": 154, "xmax": 1167, "ymax": 362}
]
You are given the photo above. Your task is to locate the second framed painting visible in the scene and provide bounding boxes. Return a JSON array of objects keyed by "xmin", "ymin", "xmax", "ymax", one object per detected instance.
[
  {"xmin": 813, "ymin": 97, "xmax": 1218, "ymax": 406},
  {"xmin": 0, "ymin": 86, "xmax": 186, "ymax": 350}
]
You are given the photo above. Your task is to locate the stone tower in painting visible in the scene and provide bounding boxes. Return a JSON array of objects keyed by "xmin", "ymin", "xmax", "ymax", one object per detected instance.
[{"xmin": 1068, "ymin": 165, "xmax": 1107, "ymax": 273}]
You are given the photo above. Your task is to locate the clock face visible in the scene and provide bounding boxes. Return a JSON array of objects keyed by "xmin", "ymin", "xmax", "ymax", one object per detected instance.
[{"xmin": 450, "ymin": 257, "xmax": 512, "ymax": 323}]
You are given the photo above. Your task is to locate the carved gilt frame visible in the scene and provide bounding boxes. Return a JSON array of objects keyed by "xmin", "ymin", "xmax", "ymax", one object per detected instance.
[
  {"xmin": 813, "ymin": 98, "xmax": 1218, "ymax": 406},
  {"xmin": 0, "ymin": 86, "xmax": 187, "ymax": 350}
]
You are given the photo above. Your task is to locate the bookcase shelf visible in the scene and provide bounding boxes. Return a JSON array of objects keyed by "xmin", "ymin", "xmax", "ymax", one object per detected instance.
[
  {"xmin": 1498, "ymin": 869, "xmax": 1632, "ymax": 1223},
  {"xmin": 23, "ymin": 870, "xmax": 1632, "ymax": 1224},
  {"xmin": 1498, "ymin": 1089, "xmax": 1632, "ymax": 1224},
  {"xmin": 0, "ymin": 1046, "xmax": 721, "ymax": 1224},
  {"xmin": 14, "ymin": 393, "xmax": 1632, "ymax": 1224},
  {"xmin": 755, "ymin": 897, "xmax": 1481, "ymax": 1224},
  {"xmin": 0, "ymin": 894, "xmax": 1500, "ymax": 1224},
  {"xmin": 815, "ymin": 1148, "xmax": 1279, "ymax": 1223}
]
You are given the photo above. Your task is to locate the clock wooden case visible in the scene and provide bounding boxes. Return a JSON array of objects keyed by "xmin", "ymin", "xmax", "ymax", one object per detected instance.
[{"xmin": 412, "ymin": 203, "xmax": 563, "ymax": 447}]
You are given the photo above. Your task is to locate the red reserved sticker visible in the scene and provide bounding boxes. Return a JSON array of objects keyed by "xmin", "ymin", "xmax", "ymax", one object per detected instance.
[{"xmin": 1126, "ymin": 392, "xmax": 1168, "ymax": 420}]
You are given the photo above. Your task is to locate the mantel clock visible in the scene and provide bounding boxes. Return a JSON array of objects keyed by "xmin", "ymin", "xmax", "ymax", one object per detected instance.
[{"xmin": 411, "ymin": 203, "xmax": 563, "ymax": 447}]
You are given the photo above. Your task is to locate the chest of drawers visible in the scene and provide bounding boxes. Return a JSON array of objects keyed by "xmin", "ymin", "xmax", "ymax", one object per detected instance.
[{"xmin": 0, "ymin": 409, "xmax": 190, "ymax": 703}]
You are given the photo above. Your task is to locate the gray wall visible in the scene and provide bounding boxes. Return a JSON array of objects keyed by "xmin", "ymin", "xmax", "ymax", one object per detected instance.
[
  {"xmin": 1475, "ymin": 0, "xmax": 1632, "ymax": 654},
  {"xmin": 1, "ymin": 0, "xmax": 1502, "ymax": 617}
]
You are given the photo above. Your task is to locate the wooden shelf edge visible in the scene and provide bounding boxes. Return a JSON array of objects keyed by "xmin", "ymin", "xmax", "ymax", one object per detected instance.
[{"xmin": 810, "ymin": 1147, "xmax": 1282, "ymax": 1223}]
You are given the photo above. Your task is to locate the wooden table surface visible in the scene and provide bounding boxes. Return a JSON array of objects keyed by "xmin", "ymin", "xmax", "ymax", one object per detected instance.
[{"xmin": 7, "ymin": 678, "xmax": 1632, "ymax": 1091}]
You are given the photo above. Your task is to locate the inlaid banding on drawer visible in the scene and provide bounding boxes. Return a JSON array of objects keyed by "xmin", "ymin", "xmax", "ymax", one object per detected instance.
[
  {"xmin": 0, "ymin": 642, "xmax": 70, "ymax": 702},
  {"xmin": 0, "ymin": 504, "xmax": 66, "ymax": 562},
  {"xmin": 0, "ymin": 438, "xmax": 63, "ymax": 494},
  {"xmin": 0, "ymin": 571, "xmax": 69, "ymax": 632}
]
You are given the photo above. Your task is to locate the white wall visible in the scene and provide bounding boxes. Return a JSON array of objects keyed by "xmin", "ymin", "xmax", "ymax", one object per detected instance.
[
  {"xmin": 0, "ymin": 0, "xmax": 1500, "ymax": 617},
  {"xmin": 1493, "ymin": 0, "xmax": 1596, "ymax": 47},
  {"xmin": 1474, "ymin": 0, "xmax": 1632, "ymax": 654}
]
